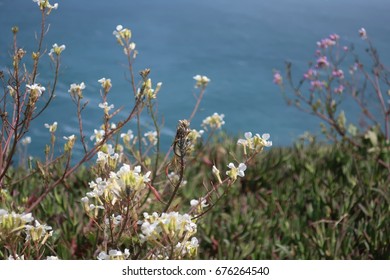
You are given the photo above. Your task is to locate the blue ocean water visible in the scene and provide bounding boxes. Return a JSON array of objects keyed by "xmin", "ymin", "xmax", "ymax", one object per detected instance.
[{"xmin": 1, "ymin": 0, "xmax": 390, "ymax": 157}]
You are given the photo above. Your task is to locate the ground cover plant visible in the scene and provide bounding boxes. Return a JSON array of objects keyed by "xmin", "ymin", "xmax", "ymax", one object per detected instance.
[{"xmin": 0, "ymin": 1, "xmax": 388, "ymax": 259}]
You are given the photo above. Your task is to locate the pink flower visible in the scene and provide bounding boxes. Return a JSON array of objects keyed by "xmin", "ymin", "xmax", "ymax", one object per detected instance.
[
  {"xmin": 334, "ymin": 85, "xmax": 344, "ymax": 94},
  {"xmin": 303, "ymin": 69, "xmax": 317, "ymax": 80},
  {"xmin": 316, "ymin": 38, "xmax": 336, "ymax": 49},
  {"xmin": 316, "ymin": 56, "xmax": 329, "ymax": 68},
  {"xmin": 332, "ymin": 69, "xmax": 344, "ymax": 79},
  {"xmin": 273, "ymin": 71, "xmax": 283, "ymax": 85},
  {"xmin": 310, "ymin": 80, "xmax": 324, "ymax": 90},
  {"xmin": 329, "ymin": 34, "xmax": 340, "ymax": 41}
]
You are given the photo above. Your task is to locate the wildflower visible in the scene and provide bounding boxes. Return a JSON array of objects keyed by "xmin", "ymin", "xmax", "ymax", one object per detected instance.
[
  {"xmin": 329, "ymin": 34, "xmax": 340, "ymax": 41},
  {"xmin": 139, "ymin": 212, "xmax": 197, "ymax": 243},
  {"xmin": 7, "ymin": 85, "xmax": 16, "ymax": 97},
  {"xmin": 310, "ymin": 80, "xmax": 324, "ymax": 90},
  {"xmin": 168, "ymin": 172, "xmax": 187, "ymax": 187},
  {"xmin": 120, "ymin": 130, "xmax": 134, "ymax": 144},
  {"xmin": 144, "ymin": 131, "xmax": 158, "ymax": 146},
  {"xmin": 190, "ymin": 198, "xmax": 208, "ymax": 209},
  {"xmin": 44, "ymin": 122, "xmax": 57, "ymax": 133},
  {"xmin": 90, "ymin": 129, "xmax": 105, "ymax": 144},
  {"xmin": 96, "ymin": 145, "xmax": 120, "ymax": 170},
  {"xmin": 0, "ymin": 209, "xmax": 34, "ymax": 239},
  {"xmin": 212, "ymin": 165, "xmax": 222, "ymax": 184},
  {"xmin": 48, "ymin": 43, "xmax": 65, "ymax": 57},
  {"xmin": 201, "ymin": 113, "xmax": 225, "ymax": 130},
  {"xmin": 176, "ymin": 237, "xmax": 199, "ymax": 258},
  {"xmin": 68, "ymin": 82, "xmax": 86, "ymax": 99},
  {"xmin": 316, "ymin": 38, "xmax": 336, "ymax": 49},
  {"xmin": 46, "ymin": 256, "xmax": 59, "ymax": 260},
  {"xmin": 316, "ymin": 56, "xmax": 329, "ymax": 68},
  {"xmin": 273, "ymin": 71, "xmax": 283, "ymax": 85},
  {"xmin": 98, "ymin": 78, "xmax": 112, "ymax": 92},
  {"xmin": 105, "ymin": 214, "xmax": 122, "ymax": 226},
  {"xmin": 303, "ymin": 69, "xmax": 317, "ymax": 80},
  {"xmin": 193, "ymin": 75, "xmax": 210, "ymax": 88},
  {"xmin": 253, "ymin": 133, "xmax": 272, "ymax": 150},
  {"xmin": 21, "ymin": 136, "xmax": 31, "ymax": 146},
  {"xmin": 359, "ymin": 28, "xmax": 367, "ymax": 40},
  {"xmin": 98, "ymin": 102, "xmax": 114, "ymax": 115},
  {"xmin": 8, "ymin": 254, "xmax": 25, "ymax": 260},
  {"xmin": 25, "ymin": 220, "xmax": 53, "ymax": 243},
  {"xmin": 63, "ymin": 135, "xmax": 76, "ymax": 151},
  {"xmin": 237, "ymin": 132, "xmax": 254, "ymax": 153},
  {"xmin": 334, "ymin": 85, "xmax": 344, "ymax": 94},
  {"xmin": 33, "ymin": 0, "xmax": 58, "ymax": 13},
  {"xmin": 97, "ymin": 249, "xmax": 130, "ymax": 260},
  {"xmin": 26, "ymin": 84, "xmax": 45, "ymax": 101},
  {"xmin": 226, "ymin": 162, "xmax": 247, "ymax": 181},
  {"xmin": 187, "ymin": 129, "xmax": 204, "ymax": 150},
  {"xmin": 332, "ymin": 69, "xmax": 344, "ymax": 79},
  {"xmin": 113, "ymin": 25, "xmax": 131, "ymax": 40}
]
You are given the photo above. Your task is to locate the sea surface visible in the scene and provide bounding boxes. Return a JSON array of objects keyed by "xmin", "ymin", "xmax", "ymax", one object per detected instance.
[{"xmin": 1, "ymin": 0, "xmax": 390, "ymax": 158}]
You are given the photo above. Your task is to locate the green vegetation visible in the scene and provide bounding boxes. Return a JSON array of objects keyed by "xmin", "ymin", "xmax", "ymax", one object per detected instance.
[{"xmin": 3, "ymin": 132, "xmax": 389, "ymax": 259}]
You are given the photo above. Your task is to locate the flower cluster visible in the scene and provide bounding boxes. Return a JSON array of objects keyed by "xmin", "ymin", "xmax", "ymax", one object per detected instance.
[
  {"xmin": 68, "ymin": 82, "xmax": 86, "ymax": 99},
  {"xmin": 138, "ymin": 79, "xmax": 162, "ymax": 100},
  {"xmin": 82, "ymin": 162, "xmax": 150, "ymax": 210},
  {"xmin": 139, "ymin": 212, "xmax": 198, "ymax": 259},
  {"xmin": 98, "ymin": 77, "xmax": 112, "ymax": 92},
  {"xmin": 32, "ymin": 0, "xmax": 58, "ymax": 14},
  {"xmin": 201, "ymin": 113, "xmax": 225, "ymax": 130},
  {"xmin": 193, "ymin": 75, "xmax": 210, "ymax": 88},
  {"xmin": 113, "ymin": 25, "xmax": 136, "ymax": 56},
  {"xmin": 26, "ymin": 83, "xmax": 45, "ymax": 104},
  {"xmin": 0, "ymin": 209, "xmax": 53, "ymax": 245},
  {"xmin": 237, "ymin": 132, "xmax": 272, "ymax": 154}
]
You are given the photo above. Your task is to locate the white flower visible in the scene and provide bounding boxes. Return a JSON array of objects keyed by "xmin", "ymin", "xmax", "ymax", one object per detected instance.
[
  {"xmin": 237, "ymin": 132, "xmax": 253, "ymax": 150},
  {"xmin": 68, "ymin": 82, "xmax": 86, "ymax": 98},
  {"xmin": 63, "ymin": 135, "xmax": 75, "ymax": 141},
  {"xmin": 90, "ymin": 129, "xmax": 105, "ymax": 144},
  {"xmin": 144, "ymin": 131, "xmax": 158, "ymax": 146},
  {"xmin": 113, "ymin": 25, "xmax": 131, "ymax": 41},
  {"xmin": 98, "ymin": 78, "xmax": 112, "ymax": 91},
  {"xmin": 226, "ymin": 162, "xmax": 247, "ymax": 181},
  {"xmin": 193, "ymin": 75, "xmax": 210, "ymax": 88},
  {"xmin": 48, "ymin": 43, "xmax": 65, "ymax": 56},
  {"xmin": 33, "ymin": 0, "xmax": 58, "ymax": 12},
  {"xmin": 254, "ymin": 133, "xmax": 272, "ymax": 148},
  {"xmin": 201, "ymin": 113, "xmax": 225, "ymax": 130},
  {"xmin": 7, "ymin": 85, "xmax": 16, "ymax": 97},
  {"xmin": 359, "ymin": 28, "xmax": 367, "ymax": 40},
  {"xmin": 46, "ymin": 256, "xmax": 59, "ymax": 260},
  {"xmin": 120, "ymin": 130, "xmax": 134, "ymax": 144},
  {"xmin": 97, "ymin": 249, "xmax": 130, "ymax": 260},
  {"xmin": 190, "ymin": 198, "xmax": 208, "ymax": 209},
  {"xmin": 44, "ymin": 122, "xmax": 58, "ymax": 133},
  {"xmin": 26, "ymin": 84, "xmax": 45, "ymax": 97},
  {"xmin": 21, "ymin": 136, "xmax": 31, "ymax": 146},
  {"xmin": 98, "ymin": 102, "xmax": 114, "ymax": 114}
]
